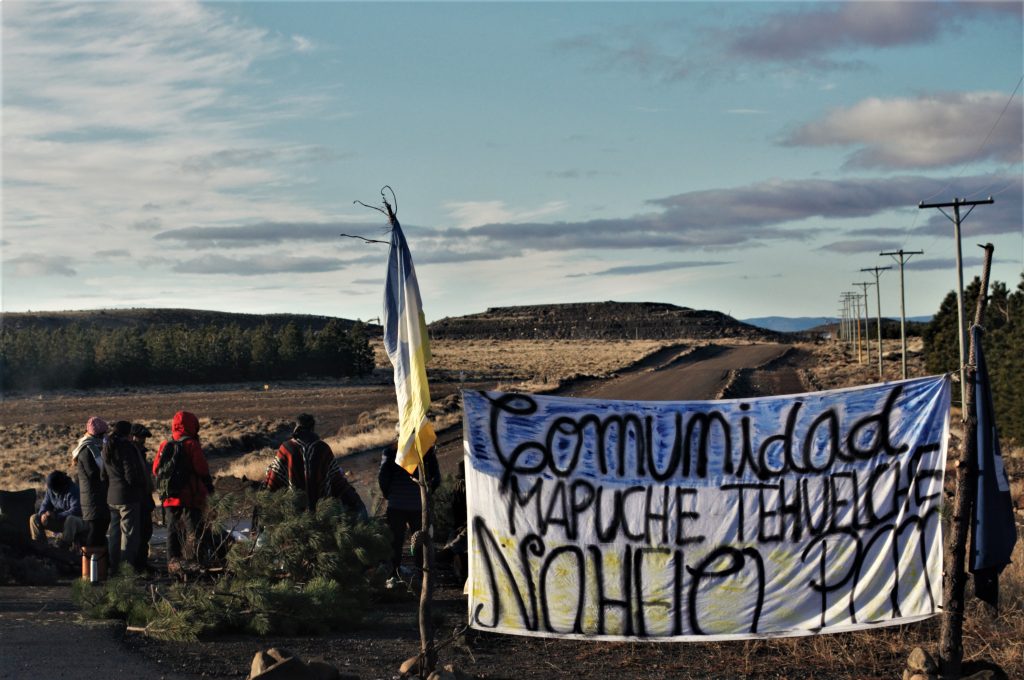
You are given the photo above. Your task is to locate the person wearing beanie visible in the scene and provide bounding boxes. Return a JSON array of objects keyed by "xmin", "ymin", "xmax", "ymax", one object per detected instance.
[
  {"xmin": 86, "ymin": 416, "xmax": 108, "ymax": 438},
  {"xmin": 29, "ymin": 470, "xmax": 86, "ymax": 550},
  {"xmin": 264, "ymin": 413, "xmax": 366, "ymax": 516},
  {"xmin": 152, "ymin": 411, "xmax": 213, "ymax": 566},
  {"xmin": 104, "ymin": 420, "xmax": 145, "ymax": 571},
  {"xmin": 74, "ymin": 416, "xmax": 110, "ymax": 572},
  {"xmin": 130, "ymin": 424, "xmax": 156, "ymax": 571}
]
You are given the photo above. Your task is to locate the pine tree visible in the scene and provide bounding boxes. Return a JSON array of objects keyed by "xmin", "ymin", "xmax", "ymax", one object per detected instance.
[
  {"xmin": 278, "ymin": 322, "xmax": 304, "ymax": 376},
  {"xmin": 924, "ymin": 274, "xmax": 1024, "ymax": 443}
]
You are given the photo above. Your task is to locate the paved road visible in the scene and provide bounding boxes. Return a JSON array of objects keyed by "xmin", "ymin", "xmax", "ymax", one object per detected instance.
[
  {"xmin": 399, "ymin": 342, "xmax": 797, "ymax": 481},
  {"xmin": 0, "ymin": 584, "xmax": 196, "ymax": 680},
  {"xmin": 567, "ymin": 343, "xmax": 793, "ymax": 401}
]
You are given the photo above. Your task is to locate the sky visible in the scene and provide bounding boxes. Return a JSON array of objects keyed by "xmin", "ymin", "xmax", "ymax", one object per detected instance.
[{"xmin": 2, "ymin": 1, "xmax": 1022, "ymax": 324}]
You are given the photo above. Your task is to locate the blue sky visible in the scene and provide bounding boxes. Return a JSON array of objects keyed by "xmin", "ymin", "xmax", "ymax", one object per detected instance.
[{"xmin": 3, "ymin": 1, "xmax": 1022, "ymax": 323}]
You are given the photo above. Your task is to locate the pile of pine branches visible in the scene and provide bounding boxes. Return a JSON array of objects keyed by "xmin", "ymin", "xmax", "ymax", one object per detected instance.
[{"xmin": 73, "ymin": 489, "xmax": 392, "ymax": 640}]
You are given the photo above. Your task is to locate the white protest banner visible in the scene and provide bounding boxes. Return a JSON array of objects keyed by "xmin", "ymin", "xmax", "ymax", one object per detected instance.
[{"xmin": 463, "ymin": 376, "xmax": 950, "ymax": 641}]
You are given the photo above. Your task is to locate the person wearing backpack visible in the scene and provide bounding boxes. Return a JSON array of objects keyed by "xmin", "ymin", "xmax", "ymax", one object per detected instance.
[
  {"xmin": 152, "ymin": 411, "xmax": 213, "ymax": 565},
  {"xmin": 104, "ymin": 420, "xmax": 145, "ymax": 572},
  {"xmin": 263, "ymin": 413, "xmax": 366, "ymax": 516},
  {"xmin": 73, "ymin": 416, "xmax": 110, "ymax": 579}
]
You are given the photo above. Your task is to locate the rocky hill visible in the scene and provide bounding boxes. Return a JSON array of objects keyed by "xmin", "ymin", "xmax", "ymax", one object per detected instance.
[{"xmin": 428, "ymin": 301, "xmax": 780, "ymax": 341}]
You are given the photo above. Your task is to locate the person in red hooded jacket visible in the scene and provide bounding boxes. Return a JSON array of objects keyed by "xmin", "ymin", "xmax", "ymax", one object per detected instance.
[{"xmin": 152, "ymin": 411, "xmax": 213, "ymax": 564}]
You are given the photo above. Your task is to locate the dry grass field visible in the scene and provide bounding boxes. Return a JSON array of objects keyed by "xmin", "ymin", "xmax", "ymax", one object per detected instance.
[
  {"xmin": 0, "ymin": 338, "xmax": 674, "ymax": 492},
  {"xmin": 378, "ymin": 337, "xmax": 673, "ymax": 390}
]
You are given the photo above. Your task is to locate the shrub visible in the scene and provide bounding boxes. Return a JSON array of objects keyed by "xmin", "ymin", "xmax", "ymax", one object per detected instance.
[{"xmin": 73, "ymin": 490, "xmax": 393, "ymax": 640}]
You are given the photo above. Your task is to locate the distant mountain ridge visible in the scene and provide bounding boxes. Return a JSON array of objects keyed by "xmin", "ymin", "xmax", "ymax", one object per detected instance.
[
  {"xmin": 430, "ymin": 301, "xmax": 780, "ymax": 340},
  {"xmin": 742, "ymin": 316, "xmax": 838, "ymax": 333},
  {"xmin": 0, "ymin": 308, "xmax": 377, "ymax": 333},
  {"xmin": 743, "ymin": 315, "xmax": 933, "ymax": 333}
]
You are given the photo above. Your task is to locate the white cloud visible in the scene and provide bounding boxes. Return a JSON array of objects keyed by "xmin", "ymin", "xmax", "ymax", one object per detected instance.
[
  {"xmin": 291, "ymin": 35, "xmax": 315, "ymax": 53},
  {"xmin": 442, "ymin": 200, "xmax": 569, "ymax": 229},
  {"xmin": 4, "ymin": 254, "xmax": 78, "ymax": 278},
  {"xmin": 2, "ymin": 1, "xmax": 340, "ymax": 276},
  {"xmin": 783, "ymin": 92, "xmax": 1023, "ymax": 169}
]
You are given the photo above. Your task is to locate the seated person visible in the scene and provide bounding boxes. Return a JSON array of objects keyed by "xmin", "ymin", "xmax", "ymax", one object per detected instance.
[{"xmin": 29, "ymin": 470, "xmax": 86, "ymax": 549}]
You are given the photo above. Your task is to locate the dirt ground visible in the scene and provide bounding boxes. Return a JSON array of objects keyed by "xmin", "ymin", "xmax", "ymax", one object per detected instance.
[{"xmin": 1, "ymin": 339, "xmax": 1020, "ymax": 679}]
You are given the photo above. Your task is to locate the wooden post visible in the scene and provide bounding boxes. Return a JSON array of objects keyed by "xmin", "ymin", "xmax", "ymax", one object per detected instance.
[
  {"xmin": 417, "ymin": 461, "xmax": 436, "ymax": 677},
  {"xmin": 938, "ymin": 243, "xmax": 994, "ymax": 679}
]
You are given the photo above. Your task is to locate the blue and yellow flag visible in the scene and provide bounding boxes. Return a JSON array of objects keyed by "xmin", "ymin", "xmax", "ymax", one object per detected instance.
[{"xmin": 383, "ymin": 209, "xmax": 436, "ymax": 472}]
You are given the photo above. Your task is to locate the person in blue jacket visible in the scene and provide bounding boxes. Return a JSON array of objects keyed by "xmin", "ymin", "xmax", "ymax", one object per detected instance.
[{"xmin": 29, "ymin": 470, "xmax": 86, "ymax": 549}]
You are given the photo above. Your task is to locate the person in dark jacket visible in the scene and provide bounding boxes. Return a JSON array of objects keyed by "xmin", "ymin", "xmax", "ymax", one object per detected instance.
[
  {"xmin": 29, "ymin": 470, "xmax": 86, "ymax": 549},
  {"xmin": 378, "ymin": 441, "xmax": 441, "ymax": 579},
  {"xmin": 130, "ymin": 423, "xmax": 156, "ymax": 571},
  {"xmin": 105, "ymin": 420, "xmax": 145, "ymax": 571},
  {"xmin": 74, "ymin": 416, "xmax": 110, "ymax": 570},
  {"xmin": 264, "ymin": 414, "xmax": 366, "ymax": 516},
  {"xmin": 152, "ymin": 411, "xmax": 213, "ymax": 565}
]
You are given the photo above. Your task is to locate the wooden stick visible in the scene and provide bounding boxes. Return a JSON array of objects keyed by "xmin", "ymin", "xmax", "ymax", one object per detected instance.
[
  {"xmin": 417, "ymin": 459, "xmax": 436, "ymax": 677},
  {"xmin": 938, "ymin": 243, "xmax": 994, "ymax": 679}
]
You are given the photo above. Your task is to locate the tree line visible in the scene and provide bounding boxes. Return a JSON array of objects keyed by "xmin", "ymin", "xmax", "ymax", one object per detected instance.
[
  {"xmin": 923, "ymin": 273, "xmax": 1024, "ymax": 444},
  {"xmin": 0, "ymin": 319, "xmax": 375, "ymax": 391}
]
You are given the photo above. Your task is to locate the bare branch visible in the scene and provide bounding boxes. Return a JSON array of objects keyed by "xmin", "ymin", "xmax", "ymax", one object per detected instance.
[{"xmin": 339, "ymin": 233, "xmax": 389, "ymax": 245}]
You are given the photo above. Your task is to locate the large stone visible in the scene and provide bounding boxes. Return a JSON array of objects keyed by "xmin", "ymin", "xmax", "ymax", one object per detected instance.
[
  {"xmin": 908, "ymin": 647, "xmax": 937, "ymax": 673},
  {"xmin": 399, "ymin": 655, "xmax": 421, "ymax": 675},
  {"xmin": 250, "ymin": 656, "xmax": 312, "ymax": 680},
  {"xmin": 251, "ymin": 651, "xmax": 275, "ymax": 678},
  {"xmin": 267, "ymin": 648, "xmax": 296, "ymax": 664},
  {"xmin": 249, "ymin": 648, "xmax": 319, "ymax": 680}
]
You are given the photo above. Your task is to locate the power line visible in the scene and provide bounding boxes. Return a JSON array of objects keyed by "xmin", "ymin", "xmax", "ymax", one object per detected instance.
[
  {"xmin": 900, "ymin": 74, "xmax": 1023, "ymax": 255},
  {"xmin": 918, "ymin": 74, "xmax": 1023, "ymax": 206}
]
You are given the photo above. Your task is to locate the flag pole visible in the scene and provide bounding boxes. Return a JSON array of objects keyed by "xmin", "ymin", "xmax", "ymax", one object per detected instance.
[
  {"xmin": 938, "ymin": 243, "xmax": 994, "ymax": 679},
  {"xmin": 378, "ymin": 193, "xmax": 437, "ymax": 677}
]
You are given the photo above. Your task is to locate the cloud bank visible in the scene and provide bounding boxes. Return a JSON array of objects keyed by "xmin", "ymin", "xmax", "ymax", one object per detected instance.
[{"xmin": 784, "ymin": 92, "xmax": 1023, "ymax": 169}]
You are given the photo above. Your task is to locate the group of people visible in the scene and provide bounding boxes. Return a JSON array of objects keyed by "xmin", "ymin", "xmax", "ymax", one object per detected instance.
[
  {"xmin": 32, "ymin": 408, "xmax": 459, "ymax": 583},
  {"xmin": 31, "ymin": 410, "xmax": 213, "ymax": 576}
]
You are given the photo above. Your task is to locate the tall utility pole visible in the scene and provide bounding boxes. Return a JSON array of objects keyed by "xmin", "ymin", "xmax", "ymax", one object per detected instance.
[
  {"xmin": 919, "ymin": 196, "xmax": 994, "ymax": 413},
  {"xmin": 838, "ymin": 296, "xmax": 848, "ymax": 345},
  {"xmin": 852, "ymin": 294, "xmax": 863, "ymax": 362},
  {"xmin": 860, "ymin": 266, "xmax": 891, "ymax": 380},
  {"xmin": 879, "ymin": 248, "xmax": 924, "ymax": 379},
  {"xmin": 852, "ymin": 281, "xmax": 874, "ymax": 365},
  {"xmin": 841, "ymin": 292, "xmax": 858, "ymax": 349},
  {"xmin": 839, "ymin": 294, "xmax": 850, "ymax": 344}
]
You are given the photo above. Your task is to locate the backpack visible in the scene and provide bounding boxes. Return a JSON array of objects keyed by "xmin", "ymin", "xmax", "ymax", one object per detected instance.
[{"xmin": 155, "ymin": 439, "xmax": 192, "ymax": 500}]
